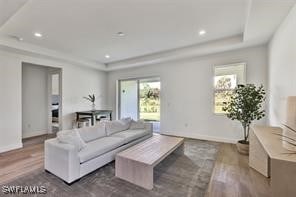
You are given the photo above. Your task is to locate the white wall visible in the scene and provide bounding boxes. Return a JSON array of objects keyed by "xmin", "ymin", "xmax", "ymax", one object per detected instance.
[
  {"xmin": 62, "ymin": 63, "xmax": 107, "ymax": 129},
  {"xmin": 268, "ymin": 4, "xmax": 296, "ymax": 126},
  {"xmin": 22, "ymin": 63, "xmax": 49, "ymax": 138},
  {"xmin": 0, "ymin": 53, "xmax": 22, "ymax": 152},
  {"xmin": 0, "ymin": 49, "xmax": 107, "ymax": 153},
  {"xmin": 107, "ymin": 45, "xmax": 268, "ymax": 143}
]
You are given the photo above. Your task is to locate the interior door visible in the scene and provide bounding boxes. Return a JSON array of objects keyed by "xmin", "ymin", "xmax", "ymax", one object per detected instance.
[{"xmin": 119, "ymin": 80, "xmax": 138, "ymax": 120}]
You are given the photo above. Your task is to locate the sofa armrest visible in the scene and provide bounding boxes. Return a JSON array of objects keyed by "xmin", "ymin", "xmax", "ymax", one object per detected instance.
[
  {"xmin": 144, "ymin": 122, "xmax": 153, "ymax": 132},
  {"xmin": 44, "ymin": 139, "xmax": 80, "ymax": 183}
]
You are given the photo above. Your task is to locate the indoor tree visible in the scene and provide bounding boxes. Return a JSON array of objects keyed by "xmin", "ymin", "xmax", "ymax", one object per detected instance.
[{"xmin": 223, "ymin": 84, "xmax": 266, "ymax": 146}]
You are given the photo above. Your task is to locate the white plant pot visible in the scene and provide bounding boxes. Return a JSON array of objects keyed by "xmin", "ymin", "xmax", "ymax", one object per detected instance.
[
  {"xmin": 236, "ymin": 140, "xmax": 249, "ymax": 155},
  {"xmin": 282, "ymin": 127, "xmax": 296, "ymax": 151},
  {"xmin": 91, "ymin": 103, "xmax": 96, "ymax": 111}
]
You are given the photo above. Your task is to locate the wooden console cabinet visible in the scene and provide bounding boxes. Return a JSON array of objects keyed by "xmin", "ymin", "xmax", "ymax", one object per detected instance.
[{"xmin": 249, "ymin": 125, "xmax": 296, "ymax": 197}]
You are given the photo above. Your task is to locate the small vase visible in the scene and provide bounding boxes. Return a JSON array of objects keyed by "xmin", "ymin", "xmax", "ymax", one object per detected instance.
[{"xmin": 91, "ymin": 103, "xmax": 96, "ymax": 111}]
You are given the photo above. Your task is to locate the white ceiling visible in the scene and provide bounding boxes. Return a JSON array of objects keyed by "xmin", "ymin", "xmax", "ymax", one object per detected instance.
[
  {"xmin": 244, "ymin": 0, "xmax": 296, "ymax": 43},
  {"xmin": 0, "ymin": 0, "xmax": 295, "ymax": 70},
  {"xmin": 0, "ymin": 0, "xmax": 27, "ymax": 27}
]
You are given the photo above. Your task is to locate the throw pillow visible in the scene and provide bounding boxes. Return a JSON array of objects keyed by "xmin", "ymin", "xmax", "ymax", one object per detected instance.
[
  {"xmin": 121, "ymin": 117, "xmax": 132, "ymax": 125},
  {"xmin": 129, "ymin": 119, "xmax": 145, "ymax": 130},
  {"xmin": 105, "ymin": 117, "xmax": 132, "ymax": 135},
  {"xmin": 77, "ymin": 123, "xmax": 106, "ymax": 142},
  {"xmin": 57, "ymin": 129, "xmax": 87, "ymax": 151}
]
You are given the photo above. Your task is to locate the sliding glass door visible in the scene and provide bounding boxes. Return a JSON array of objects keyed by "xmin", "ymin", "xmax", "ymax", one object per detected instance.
[{"xmin": 118, "ymin": 77, "xmax": 160, "ymax": 131}]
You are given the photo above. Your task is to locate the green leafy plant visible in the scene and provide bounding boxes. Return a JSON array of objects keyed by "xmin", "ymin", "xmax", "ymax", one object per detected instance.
[
  {"xmin": 222, "ymin": 84, "xmax": 266, "ymax": 143},
  {"xmin": 83, "ymin": 94, "xmax": 96, "ymax": 104}
]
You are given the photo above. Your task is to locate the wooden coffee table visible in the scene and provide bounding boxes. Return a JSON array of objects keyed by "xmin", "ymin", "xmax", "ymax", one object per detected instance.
[{"xmin": 115, "ymin": 134, "xmax": 184, "ymax": 190}]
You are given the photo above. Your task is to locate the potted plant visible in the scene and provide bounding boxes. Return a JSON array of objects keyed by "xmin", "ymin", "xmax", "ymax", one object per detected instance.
[
  {"xmin": 83, "ymin": 94, "xmax": 96, "ymax": 111},
  {"xmin": 223, "ymin": 84, "xmax": 266, "ymax": 155}
]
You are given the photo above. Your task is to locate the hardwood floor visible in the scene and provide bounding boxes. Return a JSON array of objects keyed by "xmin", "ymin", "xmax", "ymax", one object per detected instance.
[
  {"xmin": 206, "ymin": 143, "xmax": 271, "ymax": 197},
  {"xmin": 0, "ymin": 134, "xmax": 54, "ymax": 185},
  {"xmin": 0, "ymin": 136, "xmax": 270, "ymax": 197}
]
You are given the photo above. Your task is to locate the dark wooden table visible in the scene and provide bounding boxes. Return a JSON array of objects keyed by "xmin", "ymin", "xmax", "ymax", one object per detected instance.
[{"xmin": 76, "ymin": 110, "xmax": 112, "ymax": 126}]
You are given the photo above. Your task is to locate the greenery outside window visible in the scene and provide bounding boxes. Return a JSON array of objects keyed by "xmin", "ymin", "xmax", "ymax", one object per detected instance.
[
  {"xmin": 214, "ymin": 63, "xmax": 246, "ymax": 114},
  {"xmin": 139, "ymin": 81, "xmax": 160, "ymax": 121}
]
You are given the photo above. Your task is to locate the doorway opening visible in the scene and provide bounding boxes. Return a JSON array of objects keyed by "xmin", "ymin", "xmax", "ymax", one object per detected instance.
[
  {"xmin": 21, "ymin": 63, "xmax": 62, "ymax": 139},
  {"xmin": 49, "ymin": 70, "xmax": 62, "ymax": 133},
  {"xmin": 118, "ymin": 77, "xmax": 160, "ymax": 132}
]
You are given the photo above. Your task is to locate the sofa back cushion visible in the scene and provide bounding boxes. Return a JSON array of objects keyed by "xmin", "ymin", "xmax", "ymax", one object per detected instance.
[
  {"xmin": 57, "ymin": 129, "xmax": 87, "ymax": 151},
  {"xmin": 129, "ymin": 119, "xmax": 145, "ymax": 130},
  {"xmin": 77, "ymin": 123, "xmax": 106, "ymax": 142},
  {"xmin": 105, "ymin": 117, "xmax": 131, "ymax": 136}
]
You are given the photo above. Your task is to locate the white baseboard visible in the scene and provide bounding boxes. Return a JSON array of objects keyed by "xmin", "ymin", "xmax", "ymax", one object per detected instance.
[
  {"xmin": 0, "ymin": 142, "xmax": 23, "ymax": 153},
  {"xmin": 22, "ymin": 130, "xmax": 48, "ymax": 139},
  {"xmin": 161, "ymin": 131, "xmax": 238, "ymax": 144}
]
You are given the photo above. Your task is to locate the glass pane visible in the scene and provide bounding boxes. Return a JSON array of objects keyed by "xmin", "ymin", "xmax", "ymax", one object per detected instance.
[
  {"xmin": 214, "ymin": 75, "xmax": 237, "ymax": 90},
  {"xmin": 139, "ymin": 81, "xmax": 160, "ymax": 121},
  {"xmin": 214, "ymin": 90, "xmax": 233, "ymax": 114},
  {"xmin": 214, "ymin": 63, "xmax": 246, "ymax": 114},
  {"xmin": 214, "ymin": 75, "xmax": 237, "ymax": 114}
]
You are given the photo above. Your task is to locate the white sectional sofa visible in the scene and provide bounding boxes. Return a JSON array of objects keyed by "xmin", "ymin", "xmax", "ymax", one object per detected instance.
[{"xmin": 44, "ymin": 119, "xmax": 153, "ymax": 184}]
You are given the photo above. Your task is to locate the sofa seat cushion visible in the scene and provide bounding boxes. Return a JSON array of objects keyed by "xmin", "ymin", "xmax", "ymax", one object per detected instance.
[
  {"xmin": 78, "ymin": 136, "xmax": 125, "ymax": 163},
  {"xmin": 111, "ymin": 129, "xmax": 151, "ymax": 144}
]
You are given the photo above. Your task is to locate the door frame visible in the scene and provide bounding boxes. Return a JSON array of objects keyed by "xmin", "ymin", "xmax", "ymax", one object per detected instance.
[{"xmin": 47, "ymin": 68, "xmax": 63, "ymax": 133}]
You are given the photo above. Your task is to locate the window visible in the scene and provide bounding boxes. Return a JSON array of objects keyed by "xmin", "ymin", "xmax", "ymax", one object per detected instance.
[{"xmin": 214, "ymin": 63, "xmax": 246, "ymax": 114}]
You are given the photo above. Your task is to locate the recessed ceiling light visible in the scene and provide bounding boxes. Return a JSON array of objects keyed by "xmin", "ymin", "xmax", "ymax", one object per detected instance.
[
  {"xmin": 117, "ymin": 32, "xmax": 125, "ymax": 36},
  {"xmin": 105, "ymin": 54, "xmax": 110, "ymax": 59},
  {"xmin": 34, "ymin": 32, "xmax": 42, "ymax": 37},
  {"xmin": 199, "ymin": 30, "xmax": 206, "ymax": 36}
]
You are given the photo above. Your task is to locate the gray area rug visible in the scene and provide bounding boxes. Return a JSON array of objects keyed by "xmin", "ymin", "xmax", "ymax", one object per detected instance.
[{"xmin": 2, "ymin": 139, "xmax": 219, "ymax": 197}]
